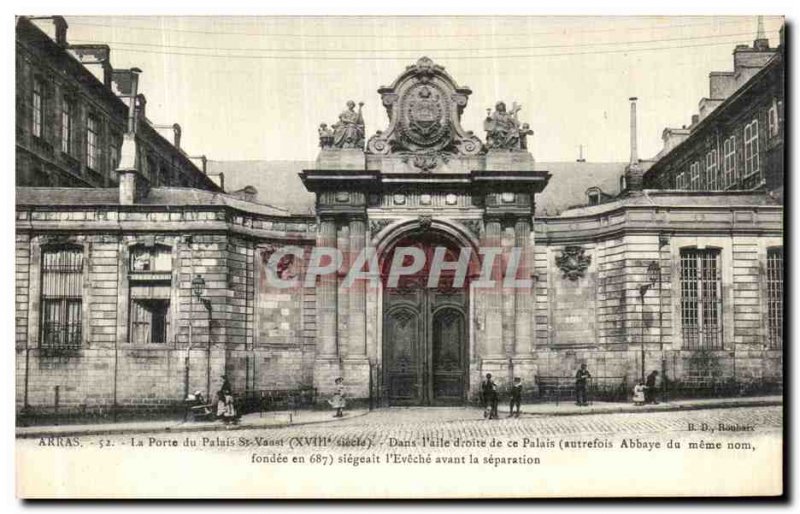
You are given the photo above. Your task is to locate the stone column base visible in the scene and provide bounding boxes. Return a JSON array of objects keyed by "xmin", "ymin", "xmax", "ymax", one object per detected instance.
[
  {"xmin": 342, "ymin": 358, "xmax": 371, "ymax": 401},
  {"xmin": 313, "ymin": 357, "xmax": 342, "ymax": 397}
]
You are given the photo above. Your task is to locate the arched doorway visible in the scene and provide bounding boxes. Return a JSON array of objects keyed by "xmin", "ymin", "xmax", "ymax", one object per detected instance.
[{"xmin": 381, "ymin": 231, "xmax": 474, "ymax": 406}]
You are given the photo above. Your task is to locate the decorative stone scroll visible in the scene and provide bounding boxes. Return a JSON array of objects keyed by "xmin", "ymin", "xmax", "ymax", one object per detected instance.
[
  {"xmin": 366, "ymin": 57, "xmax": 484, "ymax": 165},
  {"xmin": 555, "ymin": 246, "xmax": 591, "ymax": 281}
]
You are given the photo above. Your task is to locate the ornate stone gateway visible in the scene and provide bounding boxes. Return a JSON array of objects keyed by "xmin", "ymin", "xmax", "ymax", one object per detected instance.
[
  {"xmin": 381, "ymin": 233, "xmax": 469, "ymax": 406},
  {"xmin": 301, "ymin": 56, "xmax": 550, "ymax": 403}
]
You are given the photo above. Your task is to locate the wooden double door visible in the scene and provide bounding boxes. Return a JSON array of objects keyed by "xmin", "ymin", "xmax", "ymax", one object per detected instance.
[{"xmin": 382, "ymin": 236, "xmax": 470, "ymax": 406}]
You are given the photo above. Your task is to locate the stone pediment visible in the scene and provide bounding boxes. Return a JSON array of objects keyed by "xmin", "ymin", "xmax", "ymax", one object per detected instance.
[{"xmin": 366, "ymin": 57, "xmax": 483, "ymax": 158}]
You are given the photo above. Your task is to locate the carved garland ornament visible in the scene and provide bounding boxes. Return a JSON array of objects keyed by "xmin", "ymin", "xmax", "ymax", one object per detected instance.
[{"xmin": 555, "ymin": 246, "xmax": 592, "ymax": 281}]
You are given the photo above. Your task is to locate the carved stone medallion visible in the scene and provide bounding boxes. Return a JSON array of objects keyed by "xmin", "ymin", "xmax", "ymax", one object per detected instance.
[{"xmin": 555, "ymin": 246, "xmax": 592, "ymax": 281}]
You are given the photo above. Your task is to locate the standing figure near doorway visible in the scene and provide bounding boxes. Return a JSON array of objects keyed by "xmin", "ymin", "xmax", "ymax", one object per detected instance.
[
  {"xmin": 645, "ymin": 370, "xmax": 660, "ymax": 405},
  {"xmin": 329, "ymin": 377, "xmax": 346, "ymax": 418},
  {"xmin": 575, "ymin": 363, "xmax": 591, "ymax": 406},
  {"xmin": 481, "ymin": 373, "xmax": 499, "ymax": 419},
  {"xmin": 508, "ymin": 377, "xmax": 523, "ymax": 418}
]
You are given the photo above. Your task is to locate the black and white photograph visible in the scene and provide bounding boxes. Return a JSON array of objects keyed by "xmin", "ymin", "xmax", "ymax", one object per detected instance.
[{"xmin": 8, "ymin": 9, "xmax": 787, "ymax": 499}]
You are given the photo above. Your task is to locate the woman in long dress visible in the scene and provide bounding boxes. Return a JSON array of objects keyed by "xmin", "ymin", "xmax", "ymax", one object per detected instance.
[{"xmin": 328, "ymin": 377, "xmax": 346, "ymax": 418}]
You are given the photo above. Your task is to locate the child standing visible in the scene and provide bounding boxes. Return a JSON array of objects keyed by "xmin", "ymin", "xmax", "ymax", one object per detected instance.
[
  {"xmin": 633, "ymin": 381, "xmax": 646, "ymax": 406},
  {"xmin": 328, "ymin": 377, "xmax": 346, "ymax": 418}
]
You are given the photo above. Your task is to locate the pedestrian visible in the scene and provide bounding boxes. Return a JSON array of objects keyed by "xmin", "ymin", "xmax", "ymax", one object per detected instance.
[
  {"xmin": 222, "ymin": 393, "xmax": 237, "ymax": 426},
  {"xmin": 508, "ymin": 377, "xmax": 523, "ymax": 418},
  {"xmin": 221, "ymin": 375, "xmax": 232, "ymax": 396},
  {"xmin": 481, "ymin": 373, "xmax": 499, "ymax": 419},
  {"xmin": 645, "ymin": 370, "xmax": 660, "ymax": 404},
  {"xmin": 633, "ymin": 381, "xmax": 646, "ymax": 406},
  {"xmin": 328, "ymin": 377, "xmax": 346, "ymax": 418},
  {"xmin": 216, "ymin": 389, "xmax": 226, "ymax": 420},
  {"xmin": 575, "ymin": 363, "xmax": 591, "ymax": 406}
]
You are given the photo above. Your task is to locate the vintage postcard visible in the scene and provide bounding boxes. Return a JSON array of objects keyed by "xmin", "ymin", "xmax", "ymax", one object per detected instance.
[{"xmin": 13, "ymin": 14, "xmax": 785, "ymax": 498}]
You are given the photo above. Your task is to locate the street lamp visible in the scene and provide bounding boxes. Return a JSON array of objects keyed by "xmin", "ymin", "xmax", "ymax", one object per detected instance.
[
  {"xmin": 638, "ymin": 261, "xmax": 660, "ymax": 383},
  {"xmin": 185, "ymin": 274, "xmax": 213, "ymax": 405},
  {"xmin": 191, "ymin": 275, "xmax": 213, "ymax": 401}
]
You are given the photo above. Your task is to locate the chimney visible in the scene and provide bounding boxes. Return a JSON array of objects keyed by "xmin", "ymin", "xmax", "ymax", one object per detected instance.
[
  {"xmin": 754, "ymin": 15, "xmax": 770, "ymax": 51},
  {"xmin": 116, "ymin": 133, "xmax": 150, "ymax": 205},
  {"xmin": 112, "ymin": 68, "xmax": 142, "ymax": 133},
  {"xmin": 153, "ymin": 123, "xmax": 182, "ymax": 149},
  {"xmin": 624, "ymin": 97, "xmax": 643, "ymax": 193},
  {"xmin": 172, "ymin": 123, "xmax": 182, "ymax": 149},
  {"xmin": 53, "ymin": 16, "xmax": 68, "ymax": 47},
  {"xmin": 189, "ymin": 155, "xmax": 208, "ymax": 174},
  {"xmin": 577, "ymin": 144, "xmax": 586, "ymax": 163},
  {"xmin": 208, "ymin": 172, "xmax": 225, "ymax": 192},
  {"xmin": 628, "ymin": 97, "xmax": 639, "ymax": 166}
]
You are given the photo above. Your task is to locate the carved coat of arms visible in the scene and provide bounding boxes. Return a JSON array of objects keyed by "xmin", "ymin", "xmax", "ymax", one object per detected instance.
[
  {"xmin": 402, "ymin": 84, "xmax": 447, "ymax": 148},
  {"xmin": 555, "ymin": 246, "xmax": 591, "ymax": 281}
]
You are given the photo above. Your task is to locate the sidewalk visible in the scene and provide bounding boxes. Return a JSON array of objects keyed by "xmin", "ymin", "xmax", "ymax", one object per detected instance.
[
  {"xmin": 513, "ymin": 395, "xmax": 782, "ymax": 418},
  {"xmin": 16, "ymin": 408, "xmax": 370, "ymax": 439},
  {"xmin": 16, "ymin": 395, "xmax": 781, "ymax": 439}
]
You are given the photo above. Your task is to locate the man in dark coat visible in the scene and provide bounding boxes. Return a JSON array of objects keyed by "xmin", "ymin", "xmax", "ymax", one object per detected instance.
[
  {"xmin": 481, "ymin": 373, "xmax": 499, "ymax": 419},
  {"xmin": 645, "ymin": 370, "xmax": 660, "ymax": 404},
  {"xmin": 508, "ymin": 377, "xmax": 523, "ymax": 418},
  {"xmin": 575, "ymin": 364, "xmax": 591, "ymax": 406}
]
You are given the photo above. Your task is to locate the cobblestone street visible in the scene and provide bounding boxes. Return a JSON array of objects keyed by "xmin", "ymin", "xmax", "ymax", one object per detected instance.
[{"xmin": 19, "ymin": 405, "xmax": 782, "ymax": 453}]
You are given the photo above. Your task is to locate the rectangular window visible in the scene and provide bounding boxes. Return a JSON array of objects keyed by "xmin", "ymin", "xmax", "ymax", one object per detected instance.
[
  {"xmin": 767, "ymin": 248, "xmax": 783, "ymax": 349},
  {"xmin": 129, "ymin": 244, "xmax": 172, "ymax": 344},
  {"xmin": 87, "ymin": 115, "xmax": 98, "ymax": 170},
  {"xmin": 32, "ymin": 78, "xmax": 43, "ymax": 138},
  {"xmin": 130, "ymin": 299, "xmax": 170, "ymax": 344},
  {"xmin": 680, "ymin": 248, "xmax": 722, "ymax": 349},
  {"xmin": 723, "ymin": 136, "xmax": 736, "ymax": 188},
  {"xmin": 675, "ymin": 171, "xmax": 686, "ymax": 189},
  {"xmin": 40, "ymin": 246, "xmax": 84, "ymax": 350},
  {"xmin": 706, "ymin": 149, "xmax": 719, "ymax": 190},
  {"xmin": 61, "ymin": 97, "xmax": 74, "ymax": 155},
  {"xmin": 689, "ymin": 162, "xmax": 701, "ymax": 190},
  {"xmin": 743, "ymin": 119, "xmax": 760, "ymax": 177},
  {"xmin": 768, "ymin": 99, "xmax": 779, "ymax": 138}
]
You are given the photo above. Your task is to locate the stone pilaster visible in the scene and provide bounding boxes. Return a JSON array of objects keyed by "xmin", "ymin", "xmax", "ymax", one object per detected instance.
[
  {"xmin": 344, "ymin": 217, "xmax": 369, "ymax": 398},
  {"xmin": 480, "ymin": 217, "xmax": 510, "ymax": 382},
  {"xmin": 512, "ymin": 217, "xmax": 537, "ymax": 382},
  {"xmin": 314, "ymin": 217, "xmax": 340, "ymax": 393}
]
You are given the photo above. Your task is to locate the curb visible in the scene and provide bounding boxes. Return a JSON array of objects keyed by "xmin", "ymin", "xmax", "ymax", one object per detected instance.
[
  {"xmin": 16, "ymin": 409, "xmax": 371, "ymax": 440},
  {"xmin": 517, "ymin": 399, "xmax": 783, "ymax": 418},
  {"xmin": 16, "ymin": 399, "xmax": 781, "ymax": 439}
]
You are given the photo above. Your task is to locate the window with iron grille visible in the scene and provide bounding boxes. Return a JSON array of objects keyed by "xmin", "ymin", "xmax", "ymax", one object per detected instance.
[
  {"xmin": 743, "ymin": 119, "xmax": 760, "ymax": 178},
  {"xmin": 706, "ymin": 149, "xmax": 719, "ymax": 190},
  {"xmin": 32, "ymin": 78, "xmax": 44, "ymax": 139},
  {"xmin": 723, "ymin": 136, "xmax": 736, "ymax": 188},
  {"xmin": 86, "ymin": 115, "xmax": 99, "ymax": 170},
  {"xmin": 61, "ymin": 97, "xmax": 74, "ymax": 155},
  {"xmin": 767, "ymin": 247, "xmax": 783, "ymax": 349},
  {"xmin": 680, "ymin": 248, "xmax": 722, "ymax": 349},
  {"xmin": 689, "ymin": 161, "xmax": 701, "ymax": 190},
  {"xmin": 40, "ymin": 246, "xmax": 84, "ymax": 350}
]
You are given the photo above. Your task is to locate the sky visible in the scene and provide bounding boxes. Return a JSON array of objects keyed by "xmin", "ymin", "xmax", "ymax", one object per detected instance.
[{"xmin": 51, "ymin": 15, "xmax": 785, "ymax": 163}]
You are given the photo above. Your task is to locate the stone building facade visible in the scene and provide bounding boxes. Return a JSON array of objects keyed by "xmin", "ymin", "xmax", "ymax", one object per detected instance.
[
  {"xmin": 643, "ymin": 25, "xmax": 785, "ymax": 195},
  {"xmin": 15, "ymin": 16, "xmax": 221, "ymax": 190},
  {"xmin": 15, "ymin": 31, "xmax": 784, "ymax": 415}
]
